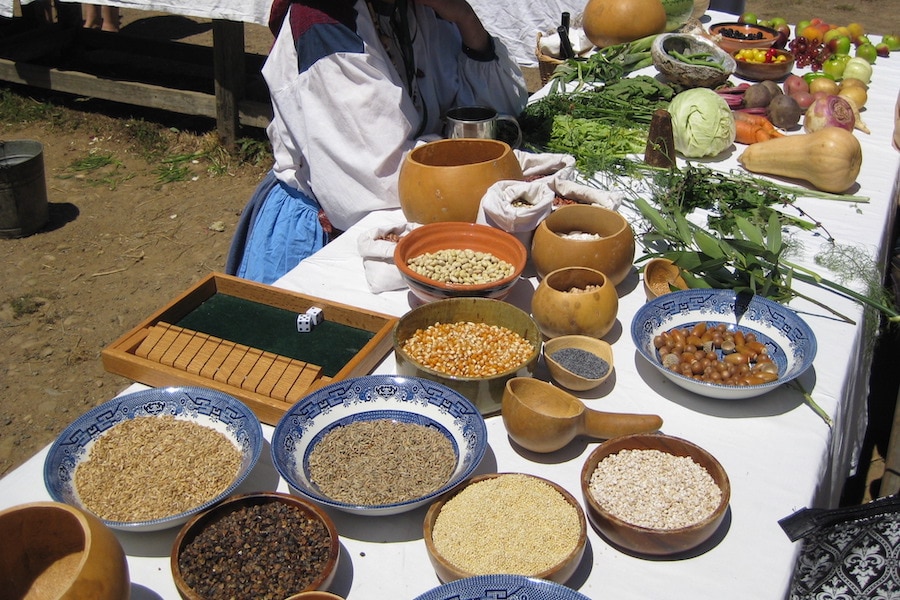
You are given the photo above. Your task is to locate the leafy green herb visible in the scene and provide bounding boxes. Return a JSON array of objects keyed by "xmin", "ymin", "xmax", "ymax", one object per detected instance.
[
  {"xmin": 520, "ymin": 76, "xmax": 673, "ymax": 168},
  {"xmin": 547, "ymin": 34, "xmax": 658, "ymax": 92}
]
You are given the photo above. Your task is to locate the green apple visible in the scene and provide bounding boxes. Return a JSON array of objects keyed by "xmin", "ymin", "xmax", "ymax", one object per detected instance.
[
  {"xmin": 739, "ymin": 12, "xmax": 758, "ymax": 25},
  {"xmin": 855, "ymin": 42, "xmax": 878, "ymax": 64},
  {"xmin": 827, "ymin": 35, "xmax": 852, "ymax": 55},
  {"xmin": 882, "ymin": 34, "xmax": 900, "ymax": 51}
]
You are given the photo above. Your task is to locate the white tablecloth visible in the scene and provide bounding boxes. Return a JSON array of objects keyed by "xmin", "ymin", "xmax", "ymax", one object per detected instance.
[{"xmin": 2, "ymin": 20, "xmax": 899, "ymax": 600}]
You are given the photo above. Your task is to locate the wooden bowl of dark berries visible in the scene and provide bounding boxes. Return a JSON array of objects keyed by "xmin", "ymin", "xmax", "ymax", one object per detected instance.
[
  {"xmin": 171, "ymin": 492, "xmax": 340, "ymax": 600},
  {"xmin": 708, "ymin": 22, "xmax": 779, "ymax": 54},
  {"xmin": 543, "ymin": 335, "xmax": 614, "ymax": 391}
]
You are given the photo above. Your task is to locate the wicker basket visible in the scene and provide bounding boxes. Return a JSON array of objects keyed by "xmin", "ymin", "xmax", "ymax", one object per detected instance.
[{"xmin": 536, "ymin": 32, "xmax": 565, "ymax": 86}]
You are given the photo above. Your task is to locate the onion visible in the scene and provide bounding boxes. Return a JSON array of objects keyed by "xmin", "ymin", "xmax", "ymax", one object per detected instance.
[
  {"xmin": 839, "ymin": 94, "xmax": 871, "ymax": 134},
  {"xmin": 803, "ymin": 95, "xmax": 855, "ymax": 134}
]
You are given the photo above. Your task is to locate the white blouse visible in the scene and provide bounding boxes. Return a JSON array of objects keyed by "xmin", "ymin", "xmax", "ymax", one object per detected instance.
[{"xmin": 263, "ymin": 0, "xmax": 529, "ymax": 231}]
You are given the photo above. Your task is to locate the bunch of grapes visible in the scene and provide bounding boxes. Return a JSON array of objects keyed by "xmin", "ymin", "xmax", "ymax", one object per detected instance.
[{"xmin": 787, "ymin": 36, "xmax": 831, "ymax": 71}]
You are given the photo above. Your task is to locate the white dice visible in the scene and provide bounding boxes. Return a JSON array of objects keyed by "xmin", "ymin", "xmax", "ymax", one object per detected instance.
[
  {"xmin": 297, "ymin": 313, "xmax": 313, "ymax": 333},
  {"xmin": 306, "ymin": 306, "xmax": 324, "ymax": 325}
]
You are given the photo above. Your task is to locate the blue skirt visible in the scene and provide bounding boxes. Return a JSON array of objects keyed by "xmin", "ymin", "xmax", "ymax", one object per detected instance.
[{"xmin": 226, "ymin": 171, "xmax": 328, "ymax": 285}]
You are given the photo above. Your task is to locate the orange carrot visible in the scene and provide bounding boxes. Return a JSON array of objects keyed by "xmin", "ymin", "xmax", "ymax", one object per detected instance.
[{"xmin": 733, "ymin": 111, "xmax": 785, "ymax": 145}]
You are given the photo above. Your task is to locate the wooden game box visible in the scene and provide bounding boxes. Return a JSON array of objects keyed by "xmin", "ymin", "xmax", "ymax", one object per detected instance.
[{"xmin": 101, "ymin": 273, "xmax": 399, "ymax": 425}]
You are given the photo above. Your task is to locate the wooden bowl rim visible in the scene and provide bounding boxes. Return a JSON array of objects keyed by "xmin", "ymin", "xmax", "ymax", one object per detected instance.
[
  {"xmin": 394, "ymin": 223, "xmax": 527, "ymax": 293},
  {"xmin": 423, "ymin": 472, "xmax": 587, "ymax": 581},
  {"xmin": 393, "ymin": 298, "xmax": 542, "ymax": 382},
  {"xmin": 541, "ymin": 204, "xmax": 631, "ymax": 238},
  {"xmin": 406, "ymin": 138, "xmax": 513, "ymax": 168},
  {"xmin": 580, "ymin": 433, "xmax": 731, "ymax": 536},
  {"xmin": 171, "ymin": 492, "xmax": 340, "ymax": 600},
  {"xmin": 709, "ymin": 21, "xmax": 780, "ymax": 40},
  {"xmin": 543, "ymin": 336, "xmax": 614, "ymax": 384}
]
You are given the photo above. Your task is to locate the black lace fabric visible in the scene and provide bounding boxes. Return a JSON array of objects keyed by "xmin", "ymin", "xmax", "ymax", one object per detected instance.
[{"xmin": 780, "ymin": 494, "xmax": 900, "ymax": 599}]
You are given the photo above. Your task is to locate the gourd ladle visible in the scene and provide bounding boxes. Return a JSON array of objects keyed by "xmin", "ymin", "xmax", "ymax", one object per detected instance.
[{"xmin": 501, "ymin": 378, "xmax": 663, "ymax": 453}]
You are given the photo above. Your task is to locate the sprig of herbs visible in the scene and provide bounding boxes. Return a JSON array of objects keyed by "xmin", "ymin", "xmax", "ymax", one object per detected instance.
[{"xmin": 547, "ymin": 34, "xmax": 659, "ymax": 92}]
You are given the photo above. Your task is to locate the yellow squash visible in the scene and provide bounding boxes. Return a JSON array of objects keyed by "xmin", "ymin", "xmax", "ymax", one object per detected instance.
[{"xmin": 737, "ymin": 127, "xmax": 862, "ymax": 193}]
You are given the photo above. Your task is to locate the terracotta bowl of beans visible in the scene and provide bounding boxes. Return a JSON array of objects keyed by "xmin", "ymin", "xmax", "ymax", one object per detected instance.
[
  {"xmin": 530, "ymin": 203, "xmax": 635, "ymax": 285},
  {"xmin": 171, "ymin": 492, "xmax": 340, "ymax": 600},
  {"xmin": 43, "ymin": 386, "xmax": 263, "ymax": 532},
  {"xmin": 580, "ymin": 433, "xmax": 731, "ymax": 557},
  {"xmin": 543, "ymin": 335, "xmax": 614, "ymax": 391},
  {"xmin": 630, "ymin": 288, "xmax": 817, "ymax": 400},
  {"xmin": 0, "ymin": 501, "xmax": 130, "ymax": 600},
  {"xmin": 394, "ymin": 222, "xmax": 527, "ymax": 304},
  {"xmin": 423, "ymin": 473, "xmax": 587, "ymax": 584},
  {"xmin": 393, "ymin": 297, "xmax": 542, "ymax": 416},
  {"xmin": 271, "ymin": 374, "xmax": 488, "ymax": 516}
]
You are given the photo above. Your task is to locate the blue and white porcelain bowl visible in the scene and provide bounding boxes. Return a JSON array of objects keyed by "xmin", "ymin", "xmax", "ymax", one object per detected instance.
[
  {"xmin": 413, "ymin": 574, "xmax": 591, "ymax": 600},
  {"xmin": 271, "ymin": 375, "xmax": 488, "ymax": 516},
  {"xmin": 43, "ymin": 386, "xmax": 263, "ymax": 532},
  {"xmin": 631, "ymin": 289, "xmax": 817, "ymax": 400}
]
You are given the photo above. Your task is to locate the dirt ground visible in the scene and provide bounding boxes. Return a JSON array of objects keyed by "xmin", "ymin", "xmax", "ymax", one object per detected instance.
[{"xmin": 1, "ymin": 1, "xmax": 898, "ymax": 489}]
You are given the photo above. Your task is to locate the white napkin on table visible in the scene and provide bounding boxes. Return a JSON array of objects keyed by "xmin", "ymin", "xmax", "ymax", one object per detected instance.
[{"xmin": 358, "ymin": 222, "xmax": 419, "ymax": 294}]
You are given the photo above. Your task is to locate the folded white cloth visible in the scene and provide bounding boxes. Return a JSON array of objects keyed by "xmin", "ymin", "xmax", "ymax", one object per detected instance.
[
  {"xmin": 538, "ymin": 28, "xmax": 594, "ymax": 58},
  {"xmin": 514, "ymin": 149, "xmax": 576, "ymax": 180},
  {"xmin": 477, "ymin": 151, "xmax": 577, "ymax": 237},
  {"xmin": 358, "ymin": 222, "xmax": 419, "ymax": 293},
  {"xmin": 478, "ymin": 151, "xmax": 624, "ymax": 237},
  {"xmin": 550, "ymin": 178, "xmax": 625, "ymax": 211}
]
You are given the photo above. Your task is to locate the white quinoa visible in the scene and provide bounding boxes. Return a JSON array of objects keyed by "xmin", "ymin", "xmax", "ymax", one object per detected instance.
[
  {"xmin": 431, "ymin": 474, "xmax": 581, "ymax": 575},
  {"xmin": 588, "ymin": 449, "xmax": 721, "ymax": 530},
  {"xmin": 74, "ymin": 415, "xmax": 242, "ymax": 522}
]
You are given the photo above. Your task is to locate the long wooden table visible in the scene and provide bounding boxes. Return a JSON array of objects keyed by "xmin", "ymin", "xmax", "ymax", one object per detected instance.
[{"xmin": 1, "ymin": 16, "xmax": 899, "ymax": 600}]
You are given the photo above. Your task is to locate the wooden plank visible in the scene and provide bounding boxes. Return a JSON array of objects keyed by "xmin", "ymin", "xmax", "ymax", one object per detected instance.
[
  {"xmin": 227, "ymin": 346, "xmax": 263, "ymax": 387},
  {"xmin": 146, "ymin": 324, "xmax": 181, "ymax": 364},
  {"xmin": 212, "ymin": 19, "xmax": 245, "ymax": 147},
  {"xmin": 199, "ymin": 340, "xmax": 236, "ymax": 380},
  {"xmin": 173, "ymin": 331, "xmax": 210, "ymax": 371},
  {"xmin": 0, "ymin": 58, "xmax": 272, "ymax": 129},
  {"xmin": 159, "ymin": 325, "xmax": 195, "ymax": 367},
  {"xmin": 134, "ymin": 324, "xmax": 167, "ymax": 359},
  {"xmin": 242, "ymin": 352, "xmax": 277, "ymax": 392},
  {"xmin": 255, "ymin": 356, "xmax": 291, "ymax": 397},
  {"xmin": 185, "ymin": 335, "xmax": 221, "ymax": 375}
]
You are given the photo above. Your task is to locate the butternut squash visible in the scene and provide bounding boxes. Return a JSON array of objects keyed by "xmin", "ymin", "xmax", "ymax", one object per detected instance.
[
  {"xmin": 582, "ymin": 0, "xmax": 667, "ymax": 48},
  {"xmin": 737, "ymin": 127, "xmax": 862, "ymax": 193}
]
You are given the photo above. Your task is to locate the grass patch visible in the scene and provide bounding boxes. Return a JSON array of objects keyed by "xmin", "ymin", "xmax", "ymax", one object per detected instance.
[
  {"xmin": 8, "ymin": 294, "xmax": 45, "ymax": 318},
  {"xmin": 0, "ymin": 89, "xmax": 59, "ymax": 124},
  {"xmin": 1, "ymin": 86, "xmax": 272, "ymax": 179},
  {"xmin": 57, "ymin": 152, "xmax": 134, "ymax": 190}
]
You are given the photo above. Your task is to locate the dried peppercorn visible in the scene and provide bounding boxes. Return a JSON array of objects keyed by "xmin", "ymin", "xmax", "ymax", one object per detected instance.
[{"xmin": 177, "ymin": 499, "xmax": 333, "ymax": 600}]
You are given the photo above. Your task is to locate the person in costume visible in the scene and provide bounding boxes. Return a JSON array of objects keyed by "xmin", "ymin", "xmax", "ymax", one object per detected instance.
[{"xmin": 227, "ymin": 0, "xmax": 528, "ymax": 284}]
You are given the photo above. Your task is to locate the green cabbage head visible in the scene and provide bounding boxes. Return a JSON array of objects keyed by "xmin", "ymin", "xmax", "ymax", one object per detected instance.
[{"xmin": 668, "ymin": 88, "xmax": 736, "ymax": 158}]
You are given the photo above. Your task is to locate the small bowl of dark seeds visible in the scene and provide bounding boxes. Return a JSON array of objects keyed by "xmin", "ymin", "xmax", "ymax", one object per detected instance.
[
  {"xmin": 171, "ymin": 492, "xmax": 340, "ymax": 600},
  {"xmin": 543, "ymin": 335, "xmax": 614, "ymax": 391}
]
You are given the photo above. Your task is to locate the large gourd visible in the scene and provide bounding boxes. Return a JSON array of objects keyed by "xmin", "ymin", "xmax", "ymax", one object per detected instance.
[{"xmin": 582, "ymin": 0, "xmax": 668, "ymax": 48}]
